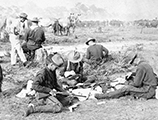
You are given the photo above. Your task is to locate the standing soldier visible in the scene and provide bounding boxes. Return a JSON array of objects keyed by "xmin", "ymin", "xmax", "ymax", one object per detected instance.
[{"xmin": 7, "ymin": 13, "xmax": 29, "ymax": 66}]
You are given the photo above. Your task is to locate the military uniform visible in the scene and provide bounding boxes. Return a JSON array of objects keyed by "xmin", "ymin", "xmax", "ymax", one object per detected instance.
[
  {"xmin": 28, "ymin": 67, "xmax": 73, "ymax": 115},
  {"xmin": 22, "ymin": 18, "xmax": 46, "ymax": 61},
  {"xmin": 7, "ymin": 17, "xmax": 28, "ymax": 65},
  {"xmin": 86, "ymin": 44, "xmax": 109, "ymax": 68},
  {"xmin": 95, "ymin": 61, "xmax": 157, "ymax": 99}
]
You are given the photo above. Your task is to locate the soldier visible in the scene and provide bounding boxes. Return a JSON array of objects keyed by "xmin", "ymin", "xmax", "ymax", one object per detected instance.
[
  {"xmin": 7, "ymin": 13, "xmax": 29, "ymax": 66},
  {"xmin": 59, "ymin": 50, "xmax": 96, "ymax": 87},
  {"xmin": 22, "ymin": 17, "xmax": 46, "ymax": 61},
  {"xmin": 85, "ymin": 38, "xmax": 109, "ymax": 68},
  {"xmin": 24, "ymin": 53, "xmax": 76, "ymax": 117},
  {"xmin": 95, "ymin": 53, "xmax": 158, "ymax": 100},
  {"xmin": 59, "ymin": 50, "xmax": 84, "ymax": 86}
]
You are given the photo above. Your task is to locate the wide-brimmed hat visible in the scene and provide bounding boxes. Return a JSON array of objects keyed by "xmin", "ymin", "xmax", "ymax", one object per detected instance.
[
  {"xmin": 86, "ymin": 38, "xmax": 96, "ymax": 45},
  {"xmin": 19, "ymin": 13, "xmax": 28, "ymax": 19},
  {"xmin": 47, "ymin": 53, "xmax": 64, "ymax": 67},
  {"xmin": 31, "ymin": 17, "xmax": 40, "ymax": 23},
  {"xmin": 67, "ymin": 51, "xmax": 83, "ymax": 63}
]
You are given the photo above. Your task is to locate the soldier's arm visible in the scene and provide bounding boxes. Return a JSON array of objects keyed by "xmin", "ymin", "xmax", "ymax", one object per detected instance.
[
  {"xmin": 32, "ymin": 71, "xmax": 51, "ymax": 93},
  {"xmin": 86, "ymin": 48, "xmax": 90, "ymax": 59},
  {"xmin": 59, "ymin": 61, "xmax": 67, "ymax": 77},
  {"xmin": 130, "ymin": 67, "xmax": 145, "ymax": 87},
  {"xmin": 78, "ymin": 61, "xmax": 83, "ymax": 75},
  {"xmin": 42, "ymin": 30, "xmax": 46, "ymax": 43},
  {"xmin": 23, "ymin": 29, "xmax": 30, "ymax": 42}
]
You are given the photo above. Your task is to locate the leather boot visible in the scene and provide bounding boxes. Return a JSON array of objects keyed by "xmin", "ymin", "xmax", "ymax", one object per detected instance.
[
  {"xmin": 95, "ymin": 93, "xmax": 109, "ymax": 99},
  {"xmin": 25, "ymin": 104, "xmax": 34, "ymax": 117},
  {"xmin": 34, "ymin": 104, "xmax": 62, "ymax": 113}
]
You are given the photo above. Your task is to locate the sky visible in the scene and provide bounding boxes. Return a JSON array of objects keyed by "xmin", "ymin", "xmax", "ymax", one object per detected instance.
[
  {"xmin": 0, "ymin": 0, "xmax": 157, "ymax": 9},
  {"xmin": 0, "ymin": 0, "xmax": 158, "ymax": 20}
]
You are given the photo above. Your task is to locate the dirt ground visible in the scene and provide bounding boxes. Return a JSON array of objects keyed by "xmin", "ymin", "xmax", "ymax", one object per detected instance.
[{"xmin": 1, "ymin": 26, "xmax": 158, "ymax": 120}]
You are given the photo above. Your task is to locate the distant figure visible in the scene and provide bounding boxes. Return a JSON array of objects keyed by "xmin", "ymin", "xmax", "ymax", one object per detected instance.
[
  {"xmin": 0, "ymin": 65, "xmax": 3, "ymax": 92},
  {"xmin": 7, "ymin": 13, "xmax": 29, "ymax": 66},
  {"xmin": 22, "ymin": 17, "xmax": 46, "ymax": 61},
  {"xmin": 85, "ymin": 38, "xmax": 109, "ymax": 68},
  {"xmin": 95, "ymin": 53, "xmax": 158, "ymax": 100}
]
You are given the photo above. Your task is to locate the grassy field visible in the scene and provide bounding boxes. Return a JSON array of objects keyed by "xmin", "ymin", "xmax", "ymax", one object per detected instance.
[{"xmin": 1, "ymin": 26, "xmax": 158, "ymax": 120}]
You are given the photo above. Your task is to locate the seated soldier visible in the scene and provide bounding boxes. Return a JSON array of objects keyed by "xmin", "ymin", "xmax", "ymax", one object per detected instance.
[
  {"xmin": 59, "ymin": 50, "xmax": 95, "ymax": 88},
  {"xmin": 95, "ymin": 53, "xmax": 158, "ymax": 100},
  {"xmin": 24, "ymin": 53, "xmax": 77, "ymax": 117},
  {"xmin": 85, "ymin": 38, "xmax": 109, "ymax": 68},
  {"xmin": 59, "ymin": 50, "xmax": 85, "ymax": 87},
  {"xmin": 22, "ymin": 17, "xmax": 46, "ymax": 61}
]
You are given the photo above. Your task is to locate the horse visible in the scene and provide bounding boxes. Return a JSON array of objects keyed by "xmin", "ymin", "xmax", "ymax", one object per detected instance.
[{"xmin": 51, "ymin": 19, "xmax": 63, "ymax": 36}]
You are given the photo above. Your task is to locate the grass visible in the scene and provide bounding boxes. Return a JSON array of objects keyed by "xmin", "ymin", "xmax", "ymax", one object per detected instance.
[{"xmin": 1, "ymin": 26, "xmax": 158, "ymax": 120}]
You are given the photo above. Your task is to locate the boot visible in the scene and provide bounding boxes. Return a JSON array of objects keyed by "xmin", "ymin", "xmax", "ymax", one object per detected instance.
[
  {"xmin": 23, "ymin": 61, "xmax": 28, "ymax": 67},
  {"xmin": 95, "ymin": 93, "xmax": 109, "ymax": 99},
  {"xmin": 33, "ymin": 104, "xmax": 62, "ymax": 113},
  {"xmin": 25, "ymin": 104, "xmax": 34, "ymax": 117},
  {"xmin": 25, "ymin": 102, "xmax": 62, "ymax": 117},
  {"xmin": 23, "ymin": 61, "xmax": 32, "ymax": 67}
]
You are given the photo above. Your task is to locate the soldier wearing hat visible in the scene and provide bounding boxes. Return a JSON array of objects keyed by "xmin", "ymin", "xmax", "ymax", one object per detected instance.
[
  {"xmin": 25, "ymin": 53, "xmax": 75, "ymax": 117},
  {"xmin": 19, "ymin": 13, "xmax": 28, "ymax": 20},
  {"xmin": 59, "ymin": 50, "xmax": 96, "ymax": 87},
  {"xmin": 8, "ymin": 12, "xmax": 29, "ymax": 67},
  {"xmin": 85, "ymin": 38, "xmax": 109, "ymax": 68},
  {"xmin": 22, "ymin": 17, "xmax": 46, "ymax": 61},
  {"xmin": 59, "ymin": 50, "xmax": 84, "ymax": 86},
  {"xmin": 95, "ymin": 53, "xmax": 158, "ymax": 100}
]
